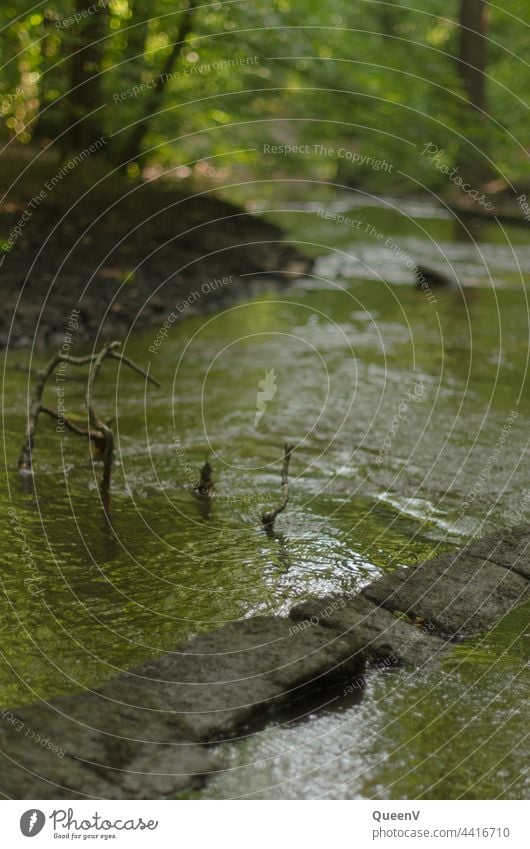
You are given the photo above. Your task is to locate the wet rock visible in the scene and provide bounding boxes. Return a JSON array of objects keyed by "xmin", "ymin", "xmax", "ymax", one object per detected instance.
[
  {"xmin": 0, "ymin": 700, "xmax": 214, "ymax": 800},
  {"xmin": 289, "ymin": 593, "xmax": 447, "ymax": 666},
  {"xmin": 0, "ymin": 617, "xmax": 365, "ymax": 798},
  {"xmin": 363, "ymin": 552, "xmax": 529, "ymax": 639},
  {"xmin": 463, "ymin": 525, "xmax": 530, "ymax": 580},
  {"xmin": 0, "ymin": 744, "xmax": 123, "ymax": 800},
  {"xmin": 111, "ymin": 616, "xmax": 366, "ymax": 741},
  {"xmin": 116, "ymin": 745, "xmax": 214, "ymax": 799},
  {"xmin": 414, "ymin": 264, "xmax": 454, "ymax": 288}
]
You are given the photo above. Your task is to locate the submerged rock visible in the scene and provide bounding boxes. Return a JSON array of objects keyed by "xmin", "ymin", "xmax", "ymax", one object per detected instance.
[
  {"xmin": 290, "ymin": 593, "xmax": 447, "ymax": 666},
  {"xmin": 414, "ymin": 264, "xmax": 454, "ymax": 289},
  {"xmin": 363, "ymin": 549, "xmax": 529, "ymax": 640},
  {"xmin": 0, "ymin": 617, "xmax": 365, "ymax": 798}
]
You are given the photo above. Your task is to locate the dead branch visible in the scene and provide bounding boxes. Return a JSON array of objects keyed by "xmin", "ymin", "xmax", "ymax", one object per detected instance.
[
  {"xmin": 195, "ymin": 459, "xmax": 214, "ymax": 497},
  {"xmin": 86, "ymin": 342, "xmax": 120, "ymax": 495},
  {"xmin": 261, "ymin": 443, "xmax": 294, "ymax": 530},
  {"xmin": 18, "ymin": 340, "xmax": 159, "ymax": 499},
  {"xmin": 18, "ymin": 351, "xmax": 99, "ymax": 471},
  {"xmin": 109, "ymin": 350, "xmax": 160, "ymax": 387},
  {"xmin": 40, "ymin": 405, "xmax": 105, "ymax": 447}
]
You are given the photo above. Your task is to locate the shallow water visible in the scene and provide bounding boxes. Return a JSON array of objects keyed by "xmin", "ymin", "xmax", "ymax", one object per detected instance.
[{"xmin": 1, "ymin": 190, "xmax": 529, "ymax": 797}]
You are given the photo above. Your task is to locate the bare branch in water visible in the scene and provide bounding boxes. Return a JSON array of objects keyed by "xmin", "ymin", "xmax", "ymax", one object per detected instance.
[
  {"xmin": 261, "ymin": 443, "xmax": 294, "ymax": 530},
  {"xmin": 18, "ymin": 340, "xmax": 159, "ymax": 502},
  {"xmin": 18, "ymin": 351, "xmax": 98, "ymax": 471},
  {"xmin": 109, "ymin": 350, "xmax": 161, "ymax": 387},
  {"xmin": 195, "ymin": 459, "xmax": 214, "ymax": 497},
  {"xmin": 86, "ymin": 342, "xmax": 120, "ymax": 496},
  {"xmin": 40, "ymin": 405, "xmax": 106, "ymax": 454},
  {"xmin": 193, "ymin": 458, "xmax": 214, "ymax": 522}
]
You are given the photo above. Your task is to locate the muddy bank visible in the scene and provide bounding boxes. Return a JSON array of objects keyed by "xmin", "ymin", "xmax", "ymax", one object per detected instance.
[
  {"xmin": 0, "ymin": 155, "xmax": 310, "ymax": 350},
  {"xmin": 0, "ymin": 524, "xmax": 528, "ymax": 799}
]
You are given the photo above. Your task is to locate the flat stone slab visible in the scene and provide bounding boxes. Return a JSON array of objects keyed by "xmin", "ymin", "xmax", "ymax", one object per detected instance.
[
  {"xmin": 0, "ymin": 701, "xmax": 215, "ymax": 799},
  {"xmin": 289, "ymin": 593, "xmax": 447, "ymax": 666},
  {"xmin": 0, "ymin": 617, "xmax": 365, "ymax": 799},
  {"xmin": 107, "ymin": 616, "xmax": 367, "ymax": 741},
  {"xmin": 464, "ymin": 525, "xmax": 530, "ymax": 579},
  {"xmin": 363, "ymin": 551, "xmax": 529, "ymax": 639}
]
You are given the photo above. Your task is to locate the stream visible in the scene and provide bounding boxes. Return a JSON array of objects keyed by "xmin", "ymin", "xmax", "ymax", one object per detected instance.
[{"xmin": 1, "ymin": 188, "xmax": 529, "ymax": 798}]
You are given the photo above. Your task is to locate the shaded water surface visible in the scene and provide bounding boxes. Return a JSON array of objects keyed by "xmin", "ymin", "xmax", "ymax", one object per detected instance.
[{"xmin": 1, "ymin": 191, "xmax": 528, "ymax": 797}]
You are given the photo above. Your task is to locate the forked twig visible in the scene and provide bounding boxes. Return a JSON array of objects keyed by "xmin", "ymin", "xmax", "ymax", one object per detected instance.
[
  {"xmin": 109, "ymin": 350, "xmax": 160, "ymax": 387},
  {"xmin": 40, "ymin": 405, "xmax": 106, "ymax": 450},
  {"xmin": 261, "ymin": 443, "xmax": 294, "ymax": 530},
  {"xmin": 18, "ymin": 340, "xmax": 159, "ymax": 500},
  {"xmin": 86, "ymin": 342, "xmax": 120, "ymax": 495},
  {"xmin": 18, "ymin": 352, "xmax": 99, "ymax": 470}
]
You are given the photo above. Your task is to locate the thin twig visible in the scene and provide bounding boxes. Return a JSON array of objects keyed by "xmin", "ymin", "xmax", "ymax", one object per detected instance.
[
  {"xmin": 109, "ymin": 350, "xmax": 161, "ymax": 387},
  {"xmin": 41, "ymin": 406, "xmax": 92, "ymax": 438},
  {"xmin": 18, "ymin": 339, "xmax": 160, "ymax": 500},
  {"xmin": 18, "ymin": 351, "xmax": 100, "ymax": 470},
  {"xmin": 40, "ymin": 405, "xmax": 105, "ymax": 450},
  {"xmin": 86, "ymin": 342, "xmax": 119, "ymax": 495},
  {"xmin": 261, "ymin": 443, "xmax": 294, "ymax": 529},
  {"xmin": 195, "ymin": 459, "xmax": 214, "ymax": 497},
  {"xmin": 55, "ymin": 353, "xmax": 98, "ymax": 366}
]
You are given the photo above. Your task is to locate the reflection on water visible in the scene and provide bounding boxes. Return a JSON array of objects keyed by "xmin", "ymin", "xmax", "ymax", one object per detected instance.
[{"xmin": 1, "ymin": 191, "xmax": 529, "ymax": 797}]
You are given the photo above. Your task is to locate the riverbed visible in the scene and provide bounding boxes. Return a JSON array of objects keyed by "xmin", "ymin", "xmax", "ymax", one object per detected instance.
[{"xmin": 1, "ymin": 189, "xmax": 529, "ymax": 798}]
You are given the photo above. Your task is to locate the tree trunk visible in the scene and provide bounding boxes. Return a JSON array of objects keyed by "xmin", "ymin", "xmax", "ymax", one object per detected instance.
[
  {"xmin": 120, "ymin": 0, "xmax": 152, "ymax": 90},
  {"xmin": 377, "ymin": 0, "xmax": 400, "ymax": 37},
  {"xmin": 117, "ymin": 0, "xmax": 197, "ymax": 167},
  {"xmin": 457, "ymin": 0, "xmax": 491, "ymax": 183},
  {"xmin": 62, "ymin": 0, "xmax": 109, "ymax": 153},
  {"xmin": 31, "ymin": 11, "xmax": 67, "ymax": 141},
  {"xmin": 458, "ymin": 0, "xmax": 488, "ymax": 113}
]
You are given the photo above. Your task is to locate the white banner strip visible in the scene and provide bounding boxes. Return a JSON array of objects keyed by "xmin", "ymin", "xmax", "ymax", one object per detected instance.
[{"xmin": 2, "ymin": 799, "xmax": 527, "ymax": 848}]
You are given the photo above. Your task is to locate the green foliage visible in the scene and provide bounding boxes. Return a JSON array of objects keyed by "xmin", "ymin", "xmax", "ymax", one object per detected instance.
[{"xmin": 0, "ymin": 0, "xmax": 529, "ymax": 189}]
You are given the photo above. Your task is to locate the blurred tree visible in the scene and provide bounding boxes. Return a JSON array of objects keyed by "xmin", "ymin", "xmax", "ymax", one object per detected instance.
[
  {"xmin": 31, "ymin": 8, "xmax": 67, "ymax": 142},
  {"xmin": 116, "ymin": 0, "xmax": 198, "ymax": 165},
  {"xmin": 62, "ymin": 0, "xmax": 109, "ymax": 151},
  {"xmin": 0, "ymin": 1, "xmax": 528, "ymax": 189},
  {"xmin": 458, "ymin": 0, "xmax": 488, "ymax": 112},
  {"xmin": 457, "ymin": 0, "xmax": 491, "ymax": 181}
]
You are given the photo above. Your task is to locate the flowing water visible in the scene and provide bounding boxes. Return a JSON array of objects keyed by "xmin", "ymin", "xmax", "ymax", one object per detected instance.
[{"xmin": 1, "ymin": 189, "xmax": 529, "ymax": 798}]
